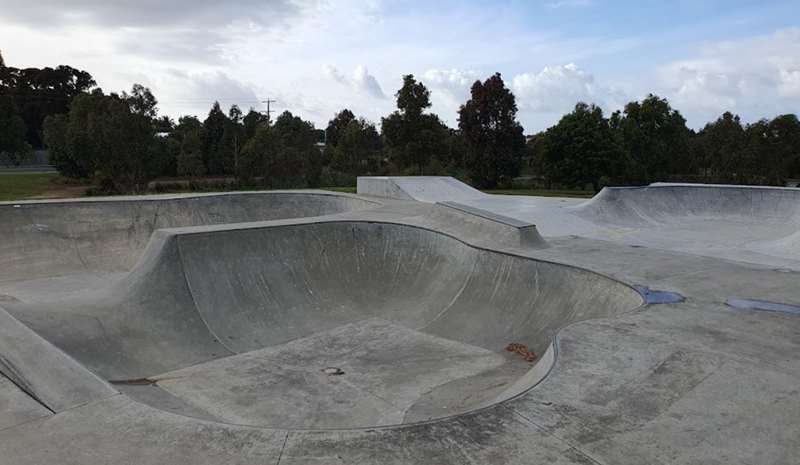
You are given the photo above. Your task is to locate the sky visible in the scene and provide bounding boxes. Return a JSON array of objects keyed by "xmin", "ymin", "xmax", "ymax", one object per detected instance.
[{"xmin": 0, "ymin": 0, "xmax": 798, "ymax": 133}]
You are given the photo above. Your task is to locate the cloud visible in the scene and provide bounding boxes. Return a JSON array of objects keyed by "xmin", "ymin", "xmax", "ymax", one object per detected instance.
[
  {"xmin": 0, "ymin": 0, "xmax": 313, "ymax": 29},
  {"xmin": 148, "ymin": 70, "xmax": 263, "ymax": 118},
  {"xmin": 422, "ymin": 68, "xmax": 479, "ymax": 99},
  {"xmin": 513, "ymin": 63, "xmax": 613, "ymax": 112},
  {"xmin": 0, "ymin": 0, "xmax": 321, "ymax": 65},
  {"xmin": 655, "ymin": 28, "xmax": 800, "ymax": 125},
  {"xmin": 323, "ymin": 65, "xmax": 386, "ymax": 99},
  {"xmin": 322, "ymin": 64, "xmax": 348, "ymax": 85}
]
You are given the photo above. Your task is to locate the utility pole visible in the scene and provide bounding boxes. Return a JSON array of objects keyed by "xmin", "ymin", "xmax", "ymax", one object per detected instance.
[{"xmin": 261, "ymin": 99, "xmax": 277, "ymax": 121}]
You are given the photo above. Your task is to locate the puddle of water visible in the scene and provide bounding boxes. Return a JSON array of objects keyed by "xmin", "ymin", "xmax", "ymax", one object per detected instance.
[
  {"xmin": 634, "ymin": 286, "xmax": 685, "ymax": 305},
  {"xmin": 726, "ymin": 298, "xmax": 800, "ymax": 316}
]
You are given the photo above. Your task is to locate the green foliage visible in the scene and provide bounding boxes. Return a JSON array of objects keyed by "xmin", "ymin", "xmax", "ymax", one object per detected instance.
[
  {"xmin": 19, "ymin": 56, "xmax": 800, "ymax": 194},
  {"xmin": 458, "ymin": 73, "xmax": 526, "ymax": 188},
  {"xmin": 381, "ymin": 75, "xmax": 449, "ymax": 174},
  {"xmin": 177, "ymin": 126, "xmax": 206, "ymax": 177},
  {"xmin": 395, "ymin": 74, "xmax": 431, "ymax": 118},
  {"xmin": 201, "ymin": 102, "xmax": 229, "ymax": 175},
  {"xmin": 0, "ymin": 96, "xmax": 31, "ymax": 166},
  {"xmin": 325, "ymin": 109, "xmax": 356, "ymax": 147},
  {"xmin": 0, "ymin": 173, "xmax": 71, "ymax": 201},
  {"xmin": 612, "ymin": 94, "xmax": 690, "ymax": 183},
  {"xmin": 243, "ymin": 109, "xmax": 268, "ymax": 141},
  {"xmin": 43, "ymin": 86, "xmax": 163, "ymax": 192},
  {"xmin": 541, "ymin": 103, "xmax": 626, "ymax": 191},
  {"xmin": 123, "ymin": 84, "xmax": 159, "ymax": 118},
  {"xmin": 239, "ymin": 111, "xmax": 321, "ymax": 188},
  {"xmin": 330, "ymin": 118, "xmax": 382, "ymax": 175},
  {"xmin": 692, "ymin": 112, "xmax": 746, "ymax": 181},
  {"xmin": 0, "ymin": 62, "xmax": 95, "ymax": 148}
]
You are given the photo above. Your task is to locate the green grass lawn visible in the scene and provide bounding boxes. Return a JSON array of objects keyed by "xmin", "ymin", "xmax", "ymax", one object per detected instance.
[
  {"xmin": 0, "ymin": 173, "xmax": 66, "ymax": 201},
  {"xmin": 483, "ymin": 188, "xmax": 595, "ymax": 198},
  {"xmin": 319, "ymin": 186, "xmax": 357, "ymax": 194},
  {"xmin": 0, "ymin": 174, "xmax": 593, "ymax": 202}
]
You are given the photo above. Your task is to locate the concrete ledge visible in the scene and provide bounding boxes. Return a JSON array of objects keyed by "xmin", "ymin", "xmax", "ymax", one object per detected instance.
[
  {"xmin": 357, "ymin": 176, "xmax": 487, "ymax": 203},
  {"xmin": 436, "ymin": 201, "xmax": 547, "ymax": 249}
]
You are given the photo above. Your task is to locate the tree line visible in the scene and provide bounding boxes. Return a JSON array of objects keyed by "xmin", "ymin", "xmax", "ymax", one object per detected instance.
[
  {"xmin": 2, "ymin": 51, "xmax": 799, "ymax": 193},
  {"xmin": 532, "ymin": 98, "xmax": 800, "ymax": 190}
]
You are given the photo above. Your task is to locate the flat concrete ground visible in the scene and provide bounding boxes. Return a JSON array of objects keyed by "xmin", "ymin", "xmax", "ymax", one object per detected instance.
[{"xmin": 0, "ymin": 184, "xmax": 798, "ymax": 465}]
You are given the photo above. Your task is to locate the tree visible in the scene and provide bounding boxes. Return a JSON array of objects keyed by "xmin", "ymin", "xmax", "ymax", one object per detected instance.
[
  {"xmin": 92, "ymin": 96, "xmax": 159, "ymax": 193},
  {"xmin": 123, "ymin": 84, "xmax": 158, "ymax": 118},
  {"xmin": 540, "ymin": 103, "xmax": 626, "ymax": 191},
  {"xmin": 396, "ymin": 74, "xmax": 431, "ymax": 118},
  {"xmin": 240, "ymin": 111, "xmax": 321, "ymax": 188},
  {"xmin": 272, "ymin": 111, "xmax": 321, "ymax": 187},
  {"xmin": 201, "ymin": 102, "xmax": 229, "ymax": 175},
  {"xmin": 693, "ymin": 112, "xmax": 746, "ymax": 182},
  {"xmin": 243, "ymin": 108, "xmax": 268, "ymax": 142},
  {"xmin": 381, "ymin": 75, "xmax": 449, "ymax": 174},
  {"xmin": 740, "ymin": 114, "xmax": 800, "ymax": 184},
  {"xmin": 0, "ymin": 50, "xmax": 5, "ymax": 68},
  {"xmin": 43, "ymin": 89, "xmax": 162, "ymax": 192},
  {"xmin": 0, "ymin": 63, "xmax": 95, "ymax": 148},
  {"xmin": 614, "ymin": 94, "xmax": 690, "ymax": 183},
  {"xmin": 325, "ymin": 109, "xmax": 356, "ymax": 147},
  {"xmin": 765, "ymin": 114, "xmax": 800, "ymax": 183},
  {"xmin": 0, "ymin": 96, "xmax": 30, "ymax": 166},
  {"xmin": 177, "ymin": 129, "xmax": 206, "ymax": 177},
  {"xmin": 331, "ymin": 118, "xmax": 382, "ymax": 175},
  {"xmin": 219, "ymin": 105, "xmax": 245, "ymax": 173},
  {"xmin": 173, "ymin": 116, "xmax": 206, "ymax": 177},
  {"xmin": 458, "ymin": 73, "xmax": 526, "ymax": 188}
]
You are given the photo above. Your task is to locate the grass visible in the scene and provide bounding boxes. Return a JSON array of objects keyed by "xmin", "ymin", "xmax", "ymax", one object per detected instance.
[
  {"xmin": 0, "ymin": 173, "xmax": 82, "ymax": 201},
  {"xmin": 483, "ymin": 188, "xmax": 595, "ymax": 198},
  {"xmin": 320, "ymin": 186, "xmax": 357, "ymax": 194},
  {"xmin": 0, "ymin": 173, "xmax": 593, "ymax": 201}
]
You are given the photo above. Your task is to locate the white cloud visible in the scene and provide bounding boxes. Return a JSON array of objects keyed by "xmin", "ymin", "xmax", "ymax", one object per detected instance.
[
  {"xmin": 513, "ymin": 63, "xmax": 616, "ymax": 112},
  {"xmin": 322, "ymin": 64, "xmax": 348, "ymax": 85},
  {"xmin": 655, "ymin": 28, "xmax": 800, "ymax": 125},
  {"xmin": 143, "ymin": 70, "xmax": 263, "ymax": 119},
  {"xmin": 323, "ymin": 65, "xmax": 386, "ymax": 100},
  {"xmin": 0, "ymin": 0, "xmax": 314, "ymax": 29},
  {"xmin": 353, "ymin": 65, "xmax": 387, "ymax": 99},
  {"xmin": 422, "ymin": 68, "xmax": 479, "ymax": 98}
]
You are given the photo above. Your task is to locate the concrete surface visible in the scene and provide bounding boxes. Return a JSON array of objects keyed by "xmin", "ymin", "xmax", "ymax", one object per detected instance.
[{"xmin": 0, "ymin": 178, "xmax": 798, "ymax": 464}]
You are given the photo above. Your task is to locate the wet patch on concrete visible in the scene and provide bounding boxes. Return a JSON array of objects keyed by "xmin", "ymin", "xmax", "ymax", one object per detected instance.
[
  {"xmin": 726, "ymin": 298, "xmax": 800, "ymax": 316},
  {"xmin": 634, "ymin": 286, "xmax": 685, "ymax": 305}
]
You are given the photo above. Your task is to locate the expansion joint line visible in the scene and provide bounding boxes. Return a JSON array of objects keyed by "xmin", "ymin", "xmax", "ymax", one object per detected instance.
[
  {"xmin": 501, "ymin": 404, "xmax": 606, "ymax": 465},
  {"xmin": 275, "ymin": 431, "xmax": 290, "ymax": 465}
]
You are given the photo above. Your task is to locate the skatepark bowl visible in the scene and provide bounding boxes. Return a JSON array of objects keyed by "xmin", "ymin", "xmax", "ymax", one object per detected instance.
[{"xmin": 0, "ymin": 190, "xmax": 642, "ymax": 430}]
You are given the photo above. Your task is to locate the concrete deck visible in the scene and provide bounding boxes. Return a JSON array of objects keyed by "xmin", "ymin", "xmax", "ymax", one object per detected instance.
[{"xmin": 0, "ymin": 179, "xmax": 798, "ymax": 464}]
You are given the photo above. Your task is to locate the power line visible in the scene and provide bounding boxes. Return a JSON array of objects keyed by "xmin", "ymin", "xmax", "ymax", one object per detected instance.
[{"xmin": 262, "ymin": 99, "xmax": 277, "ymax": 120}]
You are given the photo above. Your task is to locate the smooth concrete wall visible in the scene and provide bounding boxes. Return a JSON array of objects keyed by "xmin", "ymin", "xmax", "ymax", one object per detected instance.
[
  {"xmin": 9, "ymin": 221, "xmax": 642, "ymax": 382},
  {"xmin": 576, "ymin": 184, "xmax": 800, "ymax": 226},
  {"xmin": 0, "ymin": 192, "xmax": 377, "ymax": 282}
]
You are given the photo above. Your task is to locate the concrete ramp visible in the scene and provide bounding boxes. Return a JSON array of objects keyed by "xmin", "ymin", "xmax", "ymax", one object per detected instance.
[
  {"xmin": 575, "ymin": 183, "xmax": 800, "ymax": 227},
  {"xmin": 572, "ymin": 183, "xmax": 800, "ymax": 263},
  {"xmin": 4, "ymin": 219, "xmax": 641, "ymax": 429},
  {"xmin": 358, "ymin": 176, "xmax": 487, "ymax": 203},
  {"xmin": 0, "ymin": 191, "xmax": 378, "ymax": 284}
]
